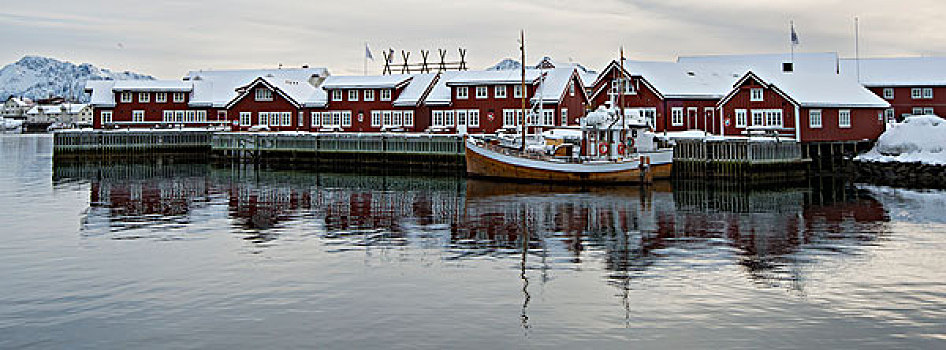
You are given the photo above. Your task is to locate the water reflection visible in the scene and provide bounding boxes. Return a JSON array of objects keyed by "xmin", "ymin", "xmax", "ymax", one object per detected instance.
[{"xmin": 53, "ymin": 161, "xmax": 890, "ymax": 293}]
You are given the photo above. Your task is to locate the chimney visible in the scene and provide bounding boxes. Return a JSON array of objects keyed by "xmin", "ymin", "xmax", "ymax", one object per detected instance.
[{"xmin": 782, "ymin": 62, "xmax": 794, "ymax": 73}]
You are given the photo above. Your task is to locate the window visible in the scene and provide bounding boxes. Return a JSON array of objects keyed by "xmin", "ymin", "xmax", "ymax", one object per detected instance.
[
  {"xmin": 163, "ymin": 111, "xmax": 173, "ymax": 123},
  {"xmin": 281, "ymin": 112, "xmax": 291, "ymax": 126},
  {"xmin": 561, "ymin": 108, "xmax": 568, "ymax": 125},
  {"xmin": 542, "ymin": 110, "xmax": 554, "ymax": 126},
  {"xmin": 923, "ymin": 88, "xmax": 934, "ymax": 99},
  {"xmin": 751, "ymin": 110, "xmax": 764, "ymax": 126},
  {"xmin": 924, "ymin": 107, "xmax": 935, "ymax": 115},
  {"xmin": 839, "ymin": 110, "xmax": 851, "ymax": 128},
  {"xmin": 456, "ymin": 110, "xmax": 467, "ymax": 126},
  {"xmin": 611, "ymin": 79, "xmax": 634, "ymax": 95},
  {"xmin": 197, "ymin": 110, "xmax": 207, "ymax": 122},
  {"xmin": 255, "ymin": 88, "xmax": 273, "ymax": 101},
  {"xmin": 404, "ymin": 110, "xmax": 414, "ymax": 126},
  {"xmin": 432, "ymin": 110, "xmax": 444, "ymax": 127},
  {"xmin": 175, "ymin": 111, "xmax": 184, "ymax": 122},
  {"xmin": 348, "ymin": 90, "xmax": 358, "ymax": 102},
  {"xmin": 457, "ymin": 87, "xmax": 468, "ymax": 99},
  {"xmin": 765, "ymin": 110, "xmax": 783, "ymax": 127},
  {"xmin": 139, "ymin": 92, "xmax": 150, "ymax": 103},
  {"xmin": 185, "ymin": 110, "xmax": 196, "ymax": 123},
  {"xmin": 342, "ymin": 111, "xmax": 352, "ymax": 126},
  {"xmin": 884, "ymin": 108, "xmax": 894, "ymax": 121},
  {"xmin": 156, "ymin": 92, "xmax": 167, "ymax": 103},
  {"xmin": 392, "ymin": 111, "xmax": 403, "ymax": 126},
  {"xmin": 310, "ymin": 112, "xmax": 320, "ymax": 127},
  {"xmin": 569, "ymin": 82, "xmax": 576, "ymax": 96},
  {"xmin": 217, "ymin": 111, "xmax": 227, "ymax": 121},
  {"xmin": 258, "ymin": 112, "xmax": 267, "ymax": 125},
  {"xmin": 475, "ymin": 86, "xmax": 488, "ymax": 99},
  {"xmin": 101, "ymin": 111, "xmax": 112, "ymax": 124},
  {"xmin": 750, "ymin": 88, "xmax": 763, "ymax": 102},
  {"xmin": 513, "ymin": 85, "xmax": 523, "ymax": 98},
  {"xmin": 371, "ymin": 110, "xmax": 381, "ymax": 127},
  {"xmin": 809, "ymin": 109, "xmax": 822, "ymax": 128},
  {"xmin": 356, "ymin": 90, "xmax": 370, "ymax": 102},
  {"xmin": 382, "ymin": 111, "xmax": 392, "ymax": 126},
  {"xmin": 495, "ymin": 85, "xmax": 507, "ymax": 99},
  {"xmin": 913, "ymin": 107, "xmax": 924, "ymax": 115},
  {"xmin": 321, "ymin": 112, "xmax": 332, "ymax": 126},
  {"xmin": 132, "ymin": 110, "xmax": 144, "ymax": 122},
  {"xmin": 240, "ymin": 112, "xmax": 252, "ymax": 126},
  {"xmin": 173, "ymin": 92, "xmax": 185, "ymax": 103},
  {"xmin": 445, "ymin": 110, "xmax": 455, "ymax": 126},
  {"xmin": 468, "ymin": 110, "xmax": 479, "ymax": 127},
  {"xmin": 671, "ymin": 107, "xmax": 683, "ymax": 126},
  {"xmin": 883, "ymin": 88, "xmax": 894, "ymax": 99},
  {"xmin": 912, "ymin": 88, "xmax": 922, "ymax": 99},
  {"xmin": 330, "ymin": 111, "xmax": 340, "ymax": 126},
  {"xmin": 332, "ymin": 90, "xmax": 343, "ymax": 101},
  {"xmin": 120, "ymin": 92, "xmax": 132, "ymax": 103},
  {"xmin": 380, "ymin": 89, "xmax": 391, "ymax": 101},
  {"xmin": 735, "ymin": 109, "xmax": 747, "ymax": 128}
]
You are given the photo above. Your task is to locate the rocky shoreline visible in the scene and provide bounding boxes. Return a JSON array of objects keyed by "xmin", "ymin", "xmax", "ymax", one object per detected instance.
[{"xmin": 855, "ymin": 159, "xmax": 946, "ymax": 189}]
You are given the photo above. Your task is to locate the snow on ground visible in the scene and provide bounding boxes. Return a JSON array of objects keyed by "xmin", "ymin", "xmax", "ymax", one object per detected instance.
[{"xmin": 856, "ymin": 115, "xmax": 946, "ymax": 165}]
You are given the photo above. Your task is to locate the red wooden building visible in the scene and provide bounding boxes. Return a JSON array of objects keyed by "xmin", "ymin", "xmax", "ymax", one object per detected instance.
[
  {"xmin": 839, "ymin": 57, "xmax": 946, "ymax": 121},
  {"xmin": 718, "ymin": 71, "xmax": 889, "ymax": 142},
  {"xmin": 313, "ymin": 74, "xmax": 438, "ymax": 132}
]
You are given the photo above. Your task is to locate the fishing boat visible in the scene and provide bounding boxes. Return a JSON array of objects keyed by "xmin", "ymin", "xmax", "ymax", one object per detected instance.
[{"xmin": 464, "ymin": 34, "xmax": 673, "ymax": 184}]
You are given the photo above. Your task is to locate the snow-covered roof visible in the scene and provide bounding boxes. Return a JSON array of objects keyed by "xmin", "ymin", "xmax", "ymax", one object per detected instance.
[
  {"xmin": 531, "ymin": 68, "xmax": 578, "ymax": 104},
  {"xmin": 6, "ymin": 97, "xmax": 34, "ymax": 107},
  {"xmin": 85, "ymin": 80, "xmax": 116, "ymax": 107},
  {"xmin": 185, "ymin": 68, "xmax": 328, "ymax": 108},
  {"xmin": 737, "ymin": 70, "xmax": 890, "ymax": 108},
  {"xmin": 623, "ymin": 60, "xmax": 737, "ymax": 99},
  {"xmin": 424, "ymin": 71, "xmax": 464, "ymax": 106},
  {"xmin": 27, "ymin": 105, "xmax": 61, "ymax": 115},
  {"xmin": 111, "ymin": 80, "xmax": 192, "ymax": 92},
  {"xmin": 393, "ymin": 73, "xmax": 438, "ymax": 107},
  {"xmin": 61, "ymin": 103, "xmax": 89, "ymax": 114},
  {"xmin": 445, "ymin": 69, "xmax": 542, "ymax": 86},
  {"xmin": 579, "ymin": 71, "xmax": 598, "ymax": 88},
  {"xmin": 839, "ymin": 57, "xmax": 946, "ymax": 87},
  {"xmin": 677, "ymin": 52, "xmax": 840, "ymax": 75},
  {"xmin": 227, "ymin": 76, "xmax": 327, "ymax": 108},
  {"xmin": 321, "ymin": 74, "xmax": 412, "ymax": 90}
]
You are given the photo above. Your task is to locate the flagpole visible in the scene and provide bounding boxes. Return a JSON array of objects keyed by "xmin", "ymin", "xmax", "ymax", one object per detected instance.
[
  {"xmin": 364, "ymin": 42, "xmax": 368, "ymax": 76},
  {"xmin": 855, "ymin": 17, "xmax": 861, "ymax": 83}
]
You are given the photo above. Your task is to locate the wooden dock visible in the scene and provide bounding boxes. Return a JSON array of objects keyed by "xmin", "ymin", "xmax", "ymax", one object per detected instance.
[
  {"xmin": 673, "ymin": 139, "xmax": 809, "ymax": 180},
  {"xmin": 53, "ymin": 130, "xmax": 215, "ymax": 158}
]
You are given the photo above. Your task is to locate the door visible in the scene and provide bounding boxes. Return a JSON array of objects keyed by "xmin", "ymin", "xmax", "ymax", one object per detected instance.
[{"xmin": 687, "ymin": 107, "xmax": 698, "ymax": 129}]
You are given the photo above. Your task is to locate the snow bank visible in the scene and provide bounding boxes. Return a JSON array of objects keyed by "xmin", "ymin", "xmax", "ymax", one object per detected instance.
[{"xmin": 855, "ymin": 115, "xmax": 946, "ymax": 165}]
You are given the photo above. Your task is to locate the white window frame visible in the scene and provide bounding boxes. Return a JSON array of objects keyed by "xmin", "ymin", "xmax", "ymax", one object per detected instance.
[
  {"xmin": 174, "ymin": 110, "xmax": 184, "ymax": 122},
  {"xmin": 751, "ymin": 110, "xmax": 764, "ymax": 126},
  {"xmin": 382, "ymin": 110, "xmax": 392, "ymax": 126},
  {"xmin": 513, "ymin": 85, "xmax": 523, "ymax": 98},
  {"xmin": 392, "ymin": 110, "xmax": 403, "ymax": 126},
  {"xmin": 432, "ymin": 110, "xmax": 445, "ymax": 127},
  {"xmin": 403, "ymin": 110, "xmax": 414, "ymax": 127},
  {"xmin": 911, "ymin": 88, "xmax": 922, "ymax": 99},
  {"xmin": 542, "ymin": 109, "xmax": 554, "ymax": 126},
  {"xmin": 838, "ymin": 109, "xmax": 851, "ymax": 128},
  {"xmin": 310, "ymin": 112, "xmax": 320, "ymax": 127},
  {"xmin": 132, "ymin": 110, "xmax": 144, "ymax": 122},
  {"xmin": 101, "ymin": 110, "xmax": 112, "ymax": 124},
  {"xmin": 282, "ymin": 112, "xmax": 291, "ymax": 126},
  {"xmin": 503, "ymin": 109, "xmax": 516, "ymax": 127},
  {"xmin": 240, "ymin": 112, "xmax": 252, "ymax": 126},
  {"xmin": 342, "ymin": 111, "xmax": 352, "ymax": 126},
  {"xmin": 163, "ymin": 110, "xmax": 173, "ymax": 123},
  {"xmin": 734, "ymin": 109, "xmax": 747, "ymax": 128},
  {"xmin": 185, "ymin": 110, "xmax": 196, "ymax": 123},
  {"xmin": 120, "ymin": 92, "xmax": 132, "ymax": 103},
  {"xmin": 884, "ymin": 108, "xmax": 894, "ymax": 121},
  {"xmin": 457, "ymin": 87, "xmax": 468, "ymax": 99},
  {"xmin": 494, "ymin": 85, "xmax": 507, "ymax": 99},
  {"xmin": 445, "ymin": 110, "xmax": 455, "ymax": 126},
  {"xmin": 913, "ymin": 107, "xmax": 924, "ymax": 115},
  {"xmin": 924, "ymin": 107, "xmax": 935, "ymax": 115},
  {"xmin": 138, "ymin": 92, "xmax": 150, "ymax": 103},
  {"xmin": 883, "ymin": 88, "xmax": 894, "ymax": 99},
  {"xmin": 361, "ymin": 90, "xmax": 373, "ymax": 102},
  {"xmin": 217, "ymin": 111, "xmax": 227, "ymax": 121},
  {"xmin": 381, "ymin": 89, "xmax": 392, "ymax": 101},
  {"xmin": 923, "ymin": 88, "xmax": 934, "ymax": 99},
  {"xmin": 255, "ymin": 88, "xmax": 273, "ymax": 102},
  {"xmin": 321, "ymin": 112, "xmax": 332, "ymax": 126},
  {"xmin": 671, "ymin": 107, "xmax": 684, "ymax": 126},
  {"xmin": 468, "ymin": 109, "xmax": 479, "ymax": 128},
  {"xmin": 197, "ymin": 110, "xmax": 206, "ymax": 122},
  {"xmin": 809, "ymin": 109, "xmax": 822, "ymax": 129},
  {"xmin": 475, "ymin": 86, "xmax": 488, "ymax": 99},
  {"xmin": 750, "ymin": 88, "xmax": 764, "ymax": 102},
  {"xmin": 569, "ymin": 82, "xmax": 577, "ymax": 96},
  {"xmin": 258, "ymin": 112, "xmax": 267, "ymax": 125},
  {"xmin": 172, "ymin": 92, "xmax": 185, "ymax": 103},
  {"xmin": 332, "ymin": 90, "xmax": 343, "ymax": 101},
  {"xmin": 348, "ymin": 90, "xmax": 359, "ymax": 102},
  {"xmin": 371, "ymin": 110, "xmax": 381, "ymax": 127},
  {"xmin": 456, "ymin": 109, "xmax": 467, "ymax": 126},
  {"xmin": 155, "ymin": 92, "xmax": 167, "ymax": 103},
  {"xmin": 561, "ymin": 108, "xmax": 568, "ymax": 125}
]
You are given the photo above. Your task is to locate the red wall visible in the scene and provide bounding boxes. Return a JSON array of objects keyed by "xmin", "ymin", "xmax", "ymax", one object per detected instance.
[
  {"xmin": 720, "ymin": 78, "xmax": 796, "ymax": 138},
  {"xmin": 228, "ymin": 87, "xmax": 303, "ymax": 132},
  {"xmin": 799, "ymin": 107, "xmax": 884, "ymax": 142},
  {"xmin": 866, "ymin": 86, "xmax": 946, "ymax": 120},
  {"xmin": 317, "ymin": 86, "xmax": 425, "ymax": 132}
]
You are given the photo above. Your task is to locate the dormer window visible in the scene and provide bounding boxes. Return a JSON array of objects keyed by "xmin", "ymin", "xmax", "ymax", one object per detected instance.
[
  {"xmin": 255, "ymin": 88, "xmax": 273, "ymax": 101},
  {"xmin": 750, "ymin": 88, "xmax": 763, "ymax": 102}
]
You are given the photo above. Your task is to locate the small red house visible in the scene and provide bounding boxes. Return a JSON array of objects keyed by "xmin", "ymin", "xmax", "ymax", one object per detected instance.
[
  {"xmin": 718, "ymin": 71, "xmax": 890, "ymax": 142},
  {"xmin": 315, "ymin": 74, "xmax": 438, "ymax": 132},
  {"xmin": 839, "ymin": 57, "xmax": 946, "ymax": 121}
]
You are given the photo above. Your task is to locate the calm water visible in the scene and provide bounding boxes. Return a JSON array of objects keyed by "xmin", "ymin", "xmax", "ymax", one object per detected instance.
[{"xmin": 2, "ymin": 134, "xmax": 946, "ymax": 349}]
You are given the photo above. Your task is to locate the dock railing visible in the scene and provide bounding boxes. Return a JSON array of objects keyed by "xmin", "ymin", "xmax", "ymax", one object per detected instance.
[
  {"xmin": 211, "ymin": 132, "xmax": 464, "ymax": 156},
  {"xmin": 54, "ymin": 130, "xmax": 214, "ymax": 155},
  {"xmin": 673, "ymin": 139, "xmax": 807, "ymax": 179}
]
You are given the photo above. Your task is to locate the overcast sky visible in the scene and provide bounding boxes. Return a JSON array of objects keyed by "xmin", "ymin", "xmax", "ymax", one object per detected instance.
[{"xmin": 1, "ymin": 0, "xmax": 944, "ymax": 79}]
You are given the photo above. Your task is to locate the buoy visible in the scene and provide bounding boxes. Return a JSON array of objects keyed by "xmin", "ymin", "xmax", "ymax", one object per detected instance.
[{"xmin": 598, "ymin": 142, "xmax": 609, "ymax": 155}]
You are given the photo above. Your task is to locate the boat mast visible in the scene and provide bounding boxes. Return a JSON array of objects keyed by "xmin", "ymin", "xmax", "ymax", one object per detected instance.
[
  {"xmin": 520, "ymin": 30, "xmax": 527, "ymax": 152},
  {"xmin": 620, "ymin": 46, "xmax": 626, "ymax": 151}
]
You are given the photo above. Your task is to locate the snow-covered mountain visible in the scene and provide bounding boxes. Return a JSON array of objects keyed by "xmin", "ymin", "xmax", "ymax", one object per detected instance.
[
  {"xmin": 0, "ymin": 56, "xmax": 154, "ymax": 103},
  {"xmin": 486, "ymin": 58, "xmax": 522, "ymax": 71}
]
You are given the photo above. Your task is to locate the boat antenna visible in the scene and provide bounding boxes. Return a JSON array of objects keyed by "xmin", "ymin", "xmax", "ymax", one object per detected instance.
[{"xmin": 520, "ymin": 30, "xmax": 528, "ymax": 152}]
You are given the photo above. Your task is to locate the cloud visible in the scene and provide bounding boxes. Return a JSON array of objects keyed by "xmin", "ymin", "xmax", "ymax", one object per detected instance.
[{"xmin": 0, "ymin": 0, "xmax": 942, "ymax": 78}]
